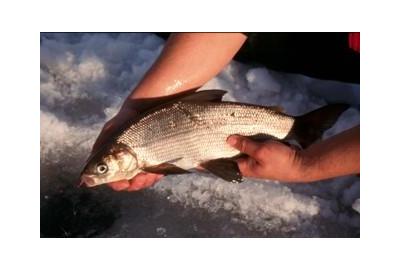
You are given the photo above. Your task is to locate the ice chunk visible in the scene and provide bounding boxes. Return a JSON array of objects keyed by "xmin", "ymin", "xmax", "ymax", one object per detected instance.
[
  {"xmin": 156, "ymin": 227, "xmax": 167, "ymax": 237},
  {"xmin": 352, "ymin": 199, "xmax": 360, "ymax": 213},
  {"xmin": 246, "ymin": 68, "xmax": 281, "ymax": 94}
]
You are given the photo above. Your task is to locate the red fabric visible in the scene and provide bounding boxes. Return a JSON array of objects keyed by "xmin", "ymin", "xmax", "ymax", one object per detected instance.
[{"xmin": 348, "ymin": 32, "xmax": 360, "ymax": 53}]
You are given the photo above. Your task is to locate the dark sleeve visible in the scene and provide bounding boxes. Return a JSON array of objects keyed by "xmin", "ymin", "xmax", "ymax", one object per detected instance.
[{"xmin": 235, "ymin": 33, "xmax": 359, "ymax": 84}]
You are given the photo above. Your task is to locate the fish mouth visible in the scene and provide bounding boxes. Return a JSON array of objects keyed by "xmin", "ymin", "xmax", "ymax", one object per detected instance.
[{"xmin": 80, "ymin": 175, "xmax": 97, "ymax": 187}]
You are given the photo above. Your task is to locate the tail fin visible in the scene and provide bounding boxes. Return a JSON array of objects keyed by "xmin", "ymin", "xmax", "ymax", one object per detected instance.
[{"xmin": 287, "ymin": 104, "xmax": 350, "ymax": 148}]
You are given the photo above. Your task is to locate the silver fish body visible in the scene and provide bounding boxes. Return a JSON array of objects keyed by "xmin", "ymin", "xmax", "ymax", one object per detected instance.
[
  {"xmin": 81, "ymin": 90, "xmax": 349, "ymax": 187},
  {"xmin": 117, "ymin": 101, "xmax": 294, "ymax": 170}
]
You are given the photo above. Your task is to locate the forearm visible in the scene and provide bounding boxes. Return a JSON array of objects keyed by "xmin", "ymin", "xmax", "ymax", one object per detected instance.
[
  {"xmin": 298, "ymin": 126, "xmax": 360, "ymax": 182},
  {"xmin": 128, "ymin": 33, "xmax": 247, "ymax": 100}
]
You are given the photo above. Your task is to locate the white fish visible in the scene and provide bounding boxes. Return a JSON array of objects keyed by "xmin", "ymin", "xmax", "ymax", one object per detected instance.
[{"xmin": 80, "ymin": 90, "xmax": 349, "ymax": 187}]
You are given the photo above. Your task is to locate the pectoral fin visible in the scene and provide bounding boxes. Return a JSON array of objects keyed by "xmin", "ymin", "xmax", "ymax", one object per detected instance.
[
  {"xmin": 200, "ymin": 159, "xmax": 243, "ymax": 183},
  {"xmin": 143, "ymin": 163, "xmax": 191, "ymax": 175}
]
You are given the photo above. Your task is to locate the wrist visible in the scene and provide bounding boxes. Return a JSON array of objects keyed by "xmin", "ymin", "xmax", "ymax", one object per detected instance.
[
  {"xmin": 120, "ymin": 88, "xmax": 156, "ymax": 113},
  {"xmin": 291, "ymin": 149, "xmax": 318, "ymax": 182}
]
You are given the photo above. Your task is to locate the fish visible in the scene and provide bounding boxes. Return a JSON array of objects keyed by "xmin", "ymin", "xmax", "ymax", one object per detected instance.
[{"xmin": 80, "ymin": 90, "xmax": 349, "ymax": 187}]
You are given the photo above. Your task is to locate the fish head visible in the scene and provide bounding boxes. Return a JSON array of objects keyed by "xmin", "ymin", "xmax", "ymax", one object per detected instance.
[{"xmin": 80, "ymin": 143, "xmax": 140, "ymax": 187}]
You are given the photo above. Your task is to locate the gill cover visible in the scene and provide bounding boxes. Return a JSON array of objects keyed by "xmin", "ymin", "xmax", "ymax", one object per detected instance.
[{"xmin": 80, "ymin": 143, "xmax": 138, "ymax": 187}]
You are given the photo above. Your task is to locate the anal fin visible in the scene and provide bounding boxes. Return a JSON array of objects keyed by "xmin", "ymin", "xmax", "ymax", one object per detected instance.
[{"xmin": 200, "ymin": 159, "xmax": 243, "ymax": 183}]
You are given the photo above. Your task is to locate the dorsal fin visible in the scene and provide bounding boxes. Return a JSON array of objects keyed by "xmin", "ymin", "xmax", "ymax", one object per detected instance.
[
  {"xmin": 265, "ymin": 105, "xmax": 285, "ymax": 113},
  {"xmin": 178, "ymin": 89, "xmax": 227, "ymax": 102},
  {"xmin": 131, "ymin": 89, "xmax": 227, "ymax": 113}
]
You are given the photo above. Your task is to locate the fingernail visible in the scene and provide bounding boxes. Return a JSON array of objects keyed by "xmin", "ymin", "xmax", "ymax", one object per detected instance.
[{"xmin": 227, "ymin": 135, "xmax": 238, "ymax": 146}]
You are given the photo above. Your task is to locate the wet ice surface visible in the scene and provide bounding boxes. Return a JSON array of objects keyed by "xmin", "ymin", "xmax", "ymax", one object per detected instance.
[{"xmin": 40, "ymin": 33, "xmax": 360, "ymax": 237}]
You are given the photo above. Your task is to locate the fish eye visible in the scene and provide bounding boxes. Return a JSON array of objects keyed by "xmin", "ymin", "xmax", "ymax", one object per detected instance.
[{"xmin": 96, "ymin": 163, "xmax": 108, "ymax": 174}]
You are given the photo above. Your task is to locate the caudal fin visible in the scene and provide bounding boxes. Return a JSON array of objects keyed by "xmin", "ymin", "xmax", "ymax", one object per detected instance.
[{"xmin": 287, "ymin": 104, "xmax": 350, "ymax": 148}]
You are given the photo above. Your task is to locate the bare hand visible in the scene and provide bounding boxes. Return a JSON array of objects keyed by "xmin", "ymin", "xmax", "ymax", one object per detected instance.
[
  {"xmin": 226, "ymin": 135, "xmax": 303, "ymax": 182},
  {"xmin": 91, "ymin": 101, "xmax": 163, "ymax": 191}
]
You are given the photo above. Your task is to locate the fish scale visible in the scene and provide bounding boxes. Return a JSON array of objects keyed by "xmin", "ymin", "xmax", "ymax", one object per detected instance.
[{"xmin": 116, "ymin": 101, "xmax": 295, "ymax": 168}]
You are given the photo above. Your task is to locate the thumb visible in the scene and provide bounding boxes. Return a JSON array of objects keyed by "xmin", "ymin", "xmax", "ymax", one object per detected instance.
[
  {"xmin": 236, "ymin": 157, "xmax": 259, "ymax": 177},
  {"xmin": 227, "ymin": 135, "xmax": 263, "ymax": 157}
]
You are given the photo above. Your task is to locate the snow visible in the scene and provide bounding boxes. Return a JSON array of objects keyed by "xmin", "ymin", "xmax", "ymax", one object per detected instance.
[
  {"xmin": 40, "ymin": 33, "xmax": 360, "ymax": 237},
  {"xmin": 246, "ymin": 68, "xmax": 281, "ymax": 94},
  {"xmin": 352, "ymin": 199, "xmax": 360, "ymax": 213}
]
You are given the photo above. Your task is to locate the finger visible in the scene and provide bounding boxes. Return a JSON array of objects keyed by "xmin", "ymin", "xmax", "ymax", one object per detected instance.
[
  {"xmin": 127, "ymin": 177, "xmax": 147, "ymax": 191},
  {"xmin": 236, "ymin": 157, "xmax": 259, "ymax": 178},
  {"xmin": 227, "ymin": 135, "xmax": 263, "ymax": 157},
  {"xmin": 137, "ymin": 174, "xmax": 164, "ymax": 190},
  {"xmin": 107, "ymin": 180, "xmax": 130, "ymax": 191},
  {"xmin": 126, "ymin": 173, "xmax": 162, "ymax": 191},
  {"xmin": 140, "ymin": 178, "xmax": 159, "ymax": 189},
  {"xmin": 155, "ymin": 174, "xmax": 164, "ymax": 181}
]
